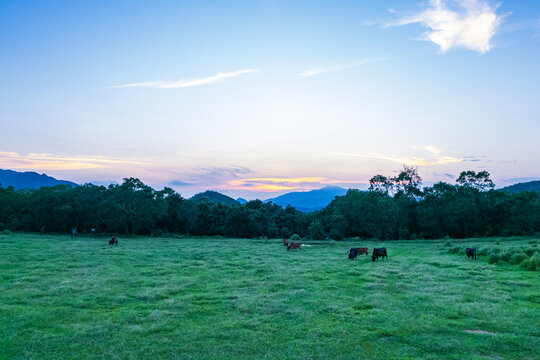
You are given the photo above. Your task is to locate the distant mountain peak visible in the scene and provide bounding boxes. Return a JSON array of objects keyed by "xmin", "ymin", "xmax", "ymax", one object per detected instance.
[
  {"xmin": 0, "ymin": 169, "xmax": 78, "ymax": 190},
  {"xmin": 264, "ymin": 186, "xmax": 347, "ymax": 212},
  {"xmin": 500, "ymin": 180, "xmax": 540, "ymax": 193}
]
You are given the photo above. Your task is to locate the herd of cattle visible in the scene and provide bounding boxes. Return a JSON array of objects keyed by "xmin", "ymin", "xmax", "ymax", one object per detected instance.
[
  {"xmin": 282, "ymin": 238, "xmax": 478, "ymax": 262},
  {"xmin": 107, "ymin": 236, "xmax": 477, "ymax": 261}
]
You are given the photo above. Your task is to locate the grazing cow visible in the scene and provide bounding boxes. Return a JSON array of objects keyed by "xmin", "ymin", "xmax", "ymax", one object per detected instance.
[
  {"xmin": 355, "ymin": 247, "xmax": 369, "ymax": 256},
  {"xmin": 283, "ymin": 238, "xmax": 289, "ymax": 247},
  {"xmin": 109, "ymin": 236, "xmax": 118, "ymax": 246},
  {"xmin": 466, "ymin": 248, "xmax": 477, "ymax": 260},
  {"xmin": 348, "ymin": 248, "xmax": 359, "ymax": 260},
  {"xmin": 372, "ymin": 247, "xmax": 388, "ymax": 262},
  {"xmin": 287, "ymin": 242, "xmax": 301, "ymax": 251}
]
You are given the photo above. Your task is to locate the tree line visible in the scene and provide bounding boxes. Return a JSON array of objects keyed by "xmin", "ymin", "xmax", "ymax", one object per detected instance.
[{"xmin": 0, "ymin": 168, "xmax": 539, "ymax": 240}]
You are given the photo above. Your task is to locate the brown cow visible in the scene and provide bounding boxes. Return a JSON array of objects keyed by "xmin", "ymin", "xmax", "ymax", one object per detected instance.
[
  {"xmin": 354, "ymin": 247, "xmax": 369, "ymax": 256},
  {"xmin": 348, "ymin": 247, "xmax": 368, "ymax": 259},
  {"xmin": 287, "ymin": 242, "xmax": 301, "ymax": 251},
  {"xmin": 283, "ymin": 238, "xmax": 289, "ymax": 247},
  {"xmin": 109, "ymin": 236, "xmax": 118, "ymax": 245}
]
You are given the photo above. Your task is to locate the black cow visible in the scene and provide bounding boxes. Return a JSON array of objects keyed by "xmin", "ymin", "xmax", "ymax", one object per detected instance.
[
  {"xmin": 348, "ymin": 248, "xmax": 359, "ymax": 260},
  {"xmin": 372, "ymin": 247, "xmax": 388, "ymax": 262},
  {"xmin": 466, "ymin": 248, "xmax": 477, "ymax": 260},
  {"xmin": 109, "ymin": 236, "xmax": 118, "ymax": 246}
]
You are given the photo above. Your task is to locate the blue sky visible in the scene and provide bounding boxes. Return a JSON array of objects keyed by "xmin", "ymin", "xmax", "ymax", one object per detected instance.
[{"xmin": 1, "ymin": 0, "xmax": 539, "ymax": 198}]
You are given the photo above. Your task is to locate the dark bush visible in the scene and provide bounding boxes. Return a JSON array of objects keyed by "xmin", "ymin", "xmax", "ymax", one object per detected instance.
[
  {"xmin": 509, "ymin": 253, "xmax": 528, "ymax": 265},
  {"xmin": 524, "ymin": 248, "xmax": 536, "ymax": 257},
  {"xmin": 478, "ymin": 247, "xmax": 489, "ymax": 256},
  {"xmin": 489, "ymin": 254, "xmax": 500, "ymax": 264},
  {"xmin": 521, "ymin": 253, "xmax": 539, "ymax": 271}
]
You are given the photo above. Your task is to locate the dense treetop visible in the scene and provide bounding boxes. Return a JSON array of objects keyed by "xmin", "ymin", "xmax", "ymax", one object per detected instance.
[{"xmin": 0, "ymin": 168, "xmax": 539, "ymax": 240}]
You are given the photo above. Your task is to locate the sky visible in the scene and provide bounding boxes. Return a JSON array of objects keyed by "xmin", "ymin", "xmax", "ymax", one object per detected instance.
[{"xmin": 1, "ymin": 0, "xmax": 540, "ymax": 199}]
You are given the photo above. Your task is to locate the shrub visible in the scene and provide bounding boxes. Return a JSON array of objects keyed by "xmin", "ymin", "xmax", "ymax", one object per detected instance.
[
  {"xmin": 521, "ymin": 253, "xmax": 540, "ymax": 271},
  {"xmin": 478, "ymin": 247, "xmax": 490, "ymax": 256},
  {"xmin": 501, "ymin": 249, "xmax": 514, "ymax": 262},
  {"xmin": 443, "ymin": 235, "xmax": 452, "ymax": 240},
  {"xmin": 489, "ymin": 247, "xmax": 501, "ymax": 255},
  {"xmin": 444, "ymin": 241, "xmax": 452, "ymax": 247},
  {"xmin": 524, "ymin": 248, "xmax": 536, "ymax": 257},
  {"xmin": 450, "ymin": 246, "xmax": 460, "ymax": 254},
  {"xmin": 290, "ymin": 234, "xmax": 301, "ymax": 241},
  {"xmin": 489, "ymin": 254, "xmax": 500, "ymax": 264},
  {"xmin": 1, "ymin": 229, "xmax": 13, "ymax": 235},
  {"xmin": 509, "ymin": 253, "xmax": 528, "ymax": 265}
]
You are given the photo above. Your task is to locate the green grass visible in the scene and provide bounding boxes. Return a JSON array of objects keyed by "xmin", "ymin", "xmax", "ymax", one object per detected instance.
[{"xmin": 1, "ymin": 234, "xmax": 539, "ymax": 359}]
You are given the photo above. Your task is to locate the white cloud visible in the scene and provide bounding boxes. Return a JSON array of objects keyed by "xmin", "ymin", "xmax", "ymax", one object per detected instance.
[
  {"xmin": 393, "ymin": 0, "xmax": 502, "ymax": 54},
  {"xmin": 299, "ymin": 57, "xmax": 390, "ymax": 77},
  {"xmin": 338, "ymin": 147, "xmax": 462, "ymax": 167},
  {"xmin": 111, "ymin": 69, "xmax": 258, "ymax": 89}
]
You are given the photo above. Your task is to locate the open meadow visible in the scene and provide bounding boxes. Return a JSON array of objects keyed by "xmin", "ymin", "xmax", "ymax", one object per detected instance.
[{"xmin": 0, "ymin": 234, "xmax": 538, "ymax": 360}]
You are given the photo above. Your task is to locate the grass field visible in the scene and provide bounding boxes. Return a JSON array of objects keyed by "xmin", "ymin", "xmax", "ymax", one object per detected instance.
[{"xmin": 1, "ymin": 234, "xmax": 539, "ymax": 359}]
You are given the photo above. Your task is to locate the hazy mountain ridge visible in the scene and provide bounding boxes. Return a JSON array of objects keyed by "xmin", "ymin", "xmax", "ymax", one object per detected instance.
[
  {"xmin": 264, "ymin": 186, "xmax": 348, "ymax": 212},
  {"xmin": 0, "ymin": 169, "xmax": 78, "ymax": 190},
  {"xmin": 500, "ymin": 180, "xmax": 540, "ymax": 193}
]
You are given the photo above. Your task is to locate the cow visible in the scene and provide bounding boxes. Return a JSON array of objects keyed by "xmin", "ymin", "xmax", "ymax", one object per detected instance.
[
  {"xmin": 372, "ymin": 247, "xmax": 388, "ymax": 261},
  {"xmin": 466, "ymin": 248, "xmax": 477, "ymax": 260},
  {"xmin": 348, "ymin": 248, "xmax": 359, "ymax": 259},
  {"xmin": 348, "ymin": 247, "xmax": 368, "ymax": 260},
  {"xmin": 287, "ymin": 242, "xmax": 301, "ymax": 251},
  {"xmin": 355, "ymin": 247, "xmax": 369, "ymax": 256},
  {"xmin": 283, "ymin": 238, "xmax": 289, "ymax": 247},
  {"xmin": 109, "ymin": 236, "xmax": 118, "ymax": 246}
]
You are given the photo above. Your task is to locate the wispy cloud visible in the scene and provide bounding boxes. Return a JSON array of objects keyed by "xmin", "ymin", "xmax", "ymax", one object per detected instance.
[
  {"xmin": 299, "ymin": 57, "xmax": 390, "ymax": 77},
  {"xmin": 338, "ymin": 145, "xmax": 462, "ymax": 167},
  {"xmin": 228, "ymin": 177, "xmax": 366, "ymax": 192},
  {"xmin": 111, "ymin": 69, "xmax": 258, "ymax": 89},
  {"xmin": 0, "ymin": 151, "xmax": 143, "ymax": 170},
  {"xmin": 390, "ymin": 0, "xmax": 503, "ymax": 54}
]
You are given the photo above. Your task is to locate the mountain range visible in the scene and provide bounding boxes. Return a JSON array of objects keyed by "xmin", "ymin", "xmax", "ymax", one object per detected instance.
[
  {"xmin": 2, "ymin": 168, "xmax": 540, "ymax": 211},
  {"xmin": 500, "ymin": 180, "xmax": 540, "ymax": 193},
  {"xmin": 264, "ymin": 186, "xmax": 348, "ymax": 212},
  {"xmin": 0, "ymin": 169, "xmax": 78, "ymax": 190}
]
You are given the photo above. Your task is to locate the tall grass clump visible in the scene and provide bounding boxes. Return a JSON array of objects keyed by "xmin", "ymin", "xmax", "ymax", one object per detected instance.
[
  {"xmin": 509, "ymin": 253, "xmax": 528, "ymax": 265},
  {"xmin": 489, "ymin": 254, "xmax": 500, "ymax": 264},
  {"xmin": 521, "ymin": 252, "xmax": 540, "ymax": 271}
]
